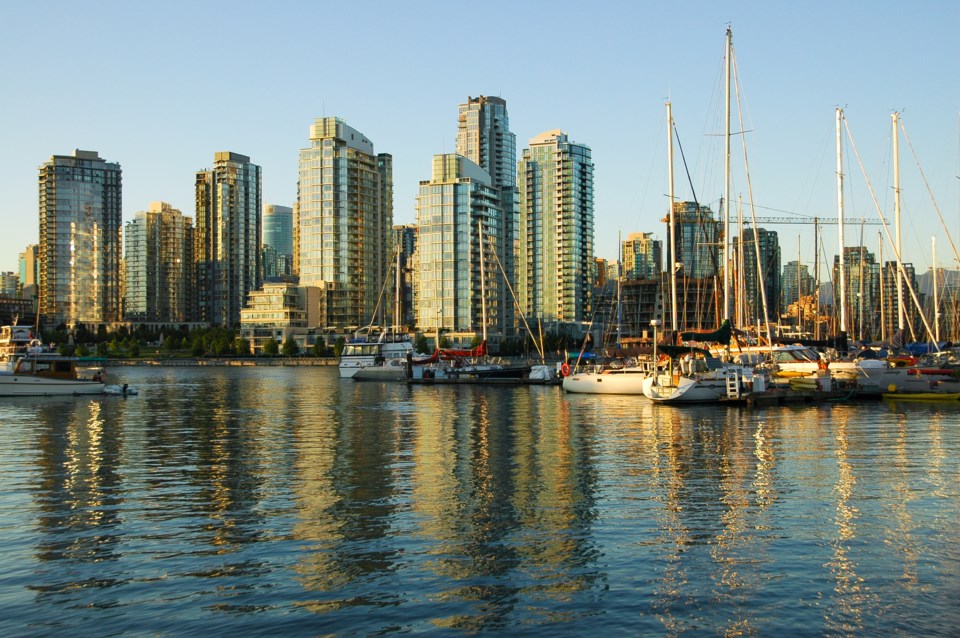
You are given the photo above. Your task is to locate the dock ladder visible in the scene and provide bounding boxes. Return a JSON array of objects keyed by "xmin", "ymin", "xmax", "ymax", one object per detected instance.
[{"xmin": 725, "ymin": 369, "xmax": 741, "ymax": 399}]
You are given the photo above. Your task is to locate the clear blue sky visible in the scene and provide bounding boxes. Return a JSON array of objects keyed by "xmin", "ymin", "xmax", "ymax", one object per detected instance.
[{"xmin": 2, "ymin": 0, "xmax": 959, "ymax": 277}]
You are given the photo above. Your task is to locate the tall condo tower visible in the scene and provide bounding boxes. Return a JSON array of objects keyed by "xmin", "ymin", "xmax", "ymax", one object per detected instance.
[
  {"xmin": 195, "ymin": 152, "xmax": 262, "ymax": 326},
  {"xmin": 517, "ymin": 130, "xmax": 595, "ymax": 325},
  {"xmin": 124, "ymin": 202, "xmax": 194, "ymax": 322},
  {"xmin": 416, "ymin": 155, "xmax": 503, "ymax": 343},
  {"xmin": 296, "ymin": 117, "xmax": 393, "ymax": 329},
  {"xmin": 263, "ymin": 204, "xmax": 294, "ymax": 279},
  {"xmin": 457, "ymin": 95, "xmax": 518, "ymax": 335},
  {"xmin": 38, "ymin": 150, "xmax": 122, "ymax": 328}
]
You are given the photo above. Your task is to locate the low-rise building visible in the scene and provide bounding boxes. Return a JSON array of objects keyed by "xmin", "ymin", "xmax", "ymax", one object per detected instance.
[{"xmin": 239, "ymin": 283, "xmax": 325, "ymax": 354}]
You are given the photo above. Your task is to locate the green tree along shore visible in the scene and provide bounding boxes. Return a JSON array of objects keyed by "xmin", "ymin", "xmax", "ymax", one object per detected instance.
[
  {"xmin": 43, "ymin": 323, "xmax": 583, "ymax": 361},
  {"xmin": 42, "ymin": 324, "xmax": 335, "ymax": 360}
]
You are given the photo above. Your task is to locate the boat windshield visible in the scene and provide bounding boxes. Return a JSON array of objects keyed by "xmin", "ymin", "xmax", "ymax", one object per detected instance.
[{"xmin": 774, "ymin": 348, "xmax": 820, "ymax": 363}]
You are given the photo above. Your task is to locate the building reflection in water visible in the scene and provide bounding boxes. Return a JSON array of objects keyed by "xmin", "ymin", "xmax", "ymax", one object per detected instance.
[
  {"xmin": 405, "ymin": 385, "xmax": 600, "ymax": 631},
  {"xmin": 13, "ymin": 368, "xmax": 959, "ymax": 634},
  {"xmin": 32, "ymin": 397, "xmax": 127, "ymax": 601}
]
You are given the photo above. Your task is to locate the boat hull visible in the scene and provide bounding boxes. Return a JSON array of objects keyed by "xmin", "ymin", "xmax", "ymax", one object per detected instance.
[
  {"xmin": 352, "ymin": 362, "xmax": 408, "ymax": 382},
  {"xmin": 641, "ymin": 375, "xmax": 729, "ymax": 403},
  {"xmin": 562, "ymin": 370, "xmax": 648, "ymax": 395},
  {"xmin": 0, "ymin": 376, "xmax": 105, "ymax": 396}
]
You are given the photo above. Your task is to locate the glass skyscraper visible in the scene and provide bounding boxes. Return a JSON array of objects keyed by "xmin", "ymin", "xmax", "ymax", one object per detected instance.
[
  {"xmin": 124, "ymin": 202, "xmax": 194, "ymax": 323},
  {"xmin": 296, "ymin": 117, "xmax": 393, "ymax": 329},
  {"xmin": 457, "ymin": 96, "xmax": 517, "ymax": 335},
  {"xmin": 38, "ymin": 149, "xmax": 122, "ymax": 328},
  {"xmin": 263, "ymin": 204, "xmax": 293, "ymax": 279},
  {"xmin": 517, "ymin": 130, "xmax": 595, "ymax": 325},
  {"xmin": 622, "ymin": 232, "xmax": 662, "ymax": 280},
  {"xmin": 195, "ymin": 152, "xmax": 261, "ymax": 326},
  {"xmin": 416, "ymin": 154, "xmax": 503, "ymax": 343}
]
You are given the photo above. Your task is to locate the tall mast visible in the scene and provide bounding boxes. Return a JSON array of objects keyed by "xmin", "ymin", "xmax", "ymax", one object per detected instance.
[
  {"xmin": 878, "ymin": 232, "xmax": 886, "ymax": 344},
  {"xmin": 836, "ymin": 107, "xmax": 848, "ymax": 334},
  {"xmin": 814, "ymin": 217, "xmax": 821, "ymax": 340},
  {"xmin": 797, "ymin": 236, "xmax": 802, "ymax": 334},
  {"xmin": 617, "ymin": 231, "xmax": 622, "ymax": 348},
  {"xmin": 933, "ymin": 236, "xmax": 940, "ymax": 343},
  {"xmin": 667, "ymin": 100, "xmax": 678, "ymax": 331},
  {"xmin": 478, "ymin": 219, "xmax": 487, "ymax": 345},
  {"xmin": 893, "ymin": 111, "xmax": 904, "ymax": 333},
  {"xmin": 723, "ymin": 26, "xmax": 733, "ymax": 324},
  {"xmin": 737, "ymin": 194, "xmax": 745, "ymax": 329},
  {"xmin": 394, "ymin": 241, "xmax": 401, "ymax": 334}
]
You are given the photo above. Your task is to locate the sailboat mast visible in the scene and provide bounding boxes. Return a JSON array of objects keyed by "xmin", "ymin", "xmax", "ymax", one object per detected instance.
[
  {"xmin": 893, "ymin": 111, "xmax": 904, "ymax": 333},
  {"xmin": 797, "ymin": 236, "xmax": 802, "ymax": 334},
  {"xmin": 723, "ymin": 26, "xmax": 732, "ymax": 324},
  {"xmin": 878, "ymin": 232, "xmax": 886, "ymax": 344},
  {"xmin": 815, "ymin": 217, "xmax": 821, "ymax": 340},
  {"xmin": 933, "ymin": 236, "xmax": 940, "ymax": 343},
  {"xmin": 393, "ymin": 242, "xmax": 400, "ymax": 334},
  {"xmin": 617, "ymin": 231, "xmax": 622, "ymax": 348},
  {"xmin": 667, "ymin": 101, "xmax": 678, "ymax": 331},
  {"xmin": 478, "ymin": 219, "xmax": 487, "ymax": 345},
  {"xmin": 836, "ymin": 107, "xmax": 848, "ymax": 335}
]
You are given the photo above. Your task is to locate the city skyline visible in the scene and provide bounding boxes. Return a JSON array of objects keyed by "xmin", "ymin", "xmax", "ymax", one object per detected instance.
[{"xmin": 2, "ymin": 1, "xmax": 959, "ymax": 275}]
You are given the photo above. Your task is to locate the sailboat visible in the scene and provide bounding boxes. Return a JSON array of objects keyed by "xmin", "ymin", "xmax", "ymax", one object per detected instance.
[
  {"xmin": 344, "ymin": 245, "xmax": 417, "ymax": 380},
  {"xmin": 642, "ymin": 28, "xmax": 759, "ymax": 404}
]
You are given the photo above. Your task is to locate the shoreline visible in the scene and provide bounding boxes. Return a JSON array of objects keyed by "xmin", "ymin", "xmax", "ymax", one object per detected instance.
[{"xmin": 108, "ymin": 357, "xmax": 338, "ymax": 367}]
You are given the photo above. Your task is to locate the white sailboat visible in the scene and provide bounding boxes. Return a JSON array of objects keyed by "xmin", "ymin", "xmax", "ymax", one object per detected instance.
[
  {"xmin": 643, "ymin": 27, "xmax": 754, "ymax": 404},
  {"xmin": 342, "ymin": 245, "xmax": 415, "ymax": 380}
]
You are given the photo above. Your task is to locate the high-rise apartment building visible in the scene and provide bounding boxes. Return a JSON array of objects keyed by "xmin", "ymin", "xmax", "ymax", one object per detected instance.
[
  {"xmin": 881, "ymin": 260, "xmax": 924, "ymax": 343},
  {"xmin": 833, "ymin": 246, "xmax": 881, "ymax": 340},
  {"xmin": 18, "ymin": 244, "xmax": 38, "ymax": 302},
  {"xmin": 416, "ymin": 154, "xmax": 503, "ymax": 344},
  {"xmin": 517, "ymin": 130, "xmax": 595, "ymax": 326},
  {"xmin": 195, "ymin": 152, "xmax": 261, "ymax": 326},
  {"xmin": 394, "ymin": 224, "xmax": 418, "ymax": 329},
  {"xmin": 124, "ymin": 202, "xmax": 194, "ymax": 323},
  {"xmin": 457, "ymin": 95, "xmax": 518, "ymax": 335},
  {"xmin": 622, "ymin": 232, "xmax": 662, "ymax": 280},
  {"xmin": 38, "ymin": 150, "xmax": 122, "ymax": 328},
  {"xmin": 263, "ymin": 204, "xmax": 293, "ymax": 280},
  {"xmin": 736, "ymin": 227, "xmax": 781, "ymax": 325},
  {"xmin": 668, "ymin": 201, "xmax": 720, "ymax": 280},
  {"xmin": 296, "ymin": 117, "xmax": 393, "ymax": 329},
  {"xmin": 0, "ymin": 273, "xmax": 18, "ymax": 297}
]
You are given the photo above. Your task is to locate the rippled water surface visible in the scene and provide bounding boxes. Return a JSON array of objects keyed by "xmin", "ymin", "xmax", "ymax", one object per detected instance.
[{"xmin": 1, "ymin": 366, "xmax": 958, "ymax": 636}]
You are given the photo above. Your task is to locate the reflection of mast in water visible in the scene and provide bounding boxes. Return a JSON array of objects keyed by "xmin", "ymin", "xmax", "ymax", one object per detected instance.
[
  {"xmin": 710, "ymin": 412, "xmax": 774, "ymax": 636},
  {"xmin": 647, "ymin": 407, "xmax": 693, "ymax": 634},
  {"xmin": 824, "ymin": 416, "xmax": 873, "ymax": 633},
  {"xmin": 888, "ymin": 414, "xmax": 920, "ymax": 585}
]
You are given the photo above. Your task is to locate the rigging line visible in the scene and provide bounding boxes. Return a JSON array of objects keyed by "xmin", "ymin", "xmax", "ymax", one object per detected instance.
[
  {"xmin": 489, "ymin": 241, "xmax": 544, "ymax": 361},
  {"xmin": 733, "ymin": 49, "xmax": 772, "ymax": 342},
  {"xmin": 843, "ymin": 117, "xmax": 936, "ymax": 347},
  {"xmin": 900, "ymin": 120, "xmax": 960, "ymax": 268},
  {"xmin": 674, "ymin": 121, "xmax": 723, "ymax": 290}
]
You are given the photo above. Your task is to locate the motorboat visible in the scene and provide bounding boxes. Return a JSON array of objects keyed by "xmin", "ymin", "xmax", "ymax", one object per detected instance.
[
  {"xmin": 338, "ymin": 332, "xmax": 414, "ymax": 379},
  {"xmin": 0, "ymin": 354, "xmax": 106, "ymax": 396}
]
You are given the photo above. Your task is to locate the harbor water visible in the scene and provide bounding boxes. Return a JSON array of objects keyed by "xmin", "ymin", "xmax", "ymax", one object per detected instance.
[{"xmin": 1, "ymin": 366, "xmax": 958, "ymax": 636}]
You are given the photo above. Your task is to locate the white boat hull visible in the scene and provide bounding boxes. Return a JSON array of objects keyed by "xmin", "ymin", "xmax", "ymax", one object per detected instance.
[
  {"xmin": 0, "ymin": 376, "xmax": 106, "ymax": 396},
  {"xmin": 641, "ymin": 374, "xmax": 728, "ymax": 403},
  {"xmin": 352, "ymin": 360, "xmax": 408, "ymax": 382},
  {"xmin": 563, "ymin": 369, "xmax": 648, "ymax": 395}
]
